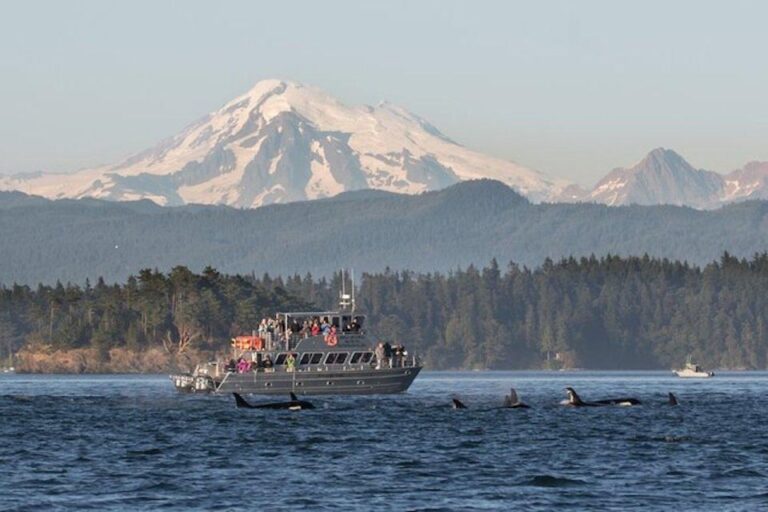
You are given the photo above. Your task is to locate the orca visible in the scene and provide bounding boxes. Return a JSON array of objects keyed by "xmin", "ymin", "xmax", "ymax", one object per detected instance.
[
  {"xmin": 233, "ymin": 392, "xmax": 315, "ymax": 410},
  {"xmin": 451, "ymin": 389, "xmax": 531, "ymax": 410},
  {"xmin": 668, "ymin": 392, "xmax": 679, "ymax": 406},
  {"xmin": 451, "ymin": 397, "xmax": 468, "ymax": 409},
  {"xmin": 503, "ymin": 388, "xmax": 530, "ymax": 409},
  {"xmin": 564, "ymin": 387, "xmax": 641, "ymax": 407}
]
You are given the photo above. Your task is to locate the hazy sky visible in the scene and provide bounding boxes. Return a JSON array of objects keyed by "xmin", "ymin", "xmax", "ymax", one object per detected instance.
[{"xmin": 1, "ymin": 0, "xmax": 766, "ymax": 186}]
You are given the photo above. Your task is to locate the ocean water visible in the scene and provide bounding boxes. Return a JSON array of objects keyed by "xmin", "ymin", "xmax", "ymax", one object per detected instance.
[{"xmin": 1, "ymin": 371, "xmax": 767, "ymax": 511}]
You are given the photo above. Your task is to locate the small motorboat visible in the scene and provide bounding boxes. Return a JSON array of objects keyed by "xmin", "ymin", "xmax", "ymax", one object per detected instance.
[{"xmin": 674, "ymin": 357, "xmax": 713, "ymax": 378}]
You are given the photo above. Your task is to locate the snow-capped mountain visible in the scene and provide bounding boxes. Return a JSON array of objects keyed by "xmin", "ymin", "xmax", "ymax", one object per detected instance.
[
  {"xmin": 585, "ymin": 148, "xmax": 723, "ymax": 208},
  {"xmin": 563, "ymin": 148, "xmax": 768, "ymax": 209},
  {"xmin": 0, "ymin": 79, "xmax": 566, "ymax": 207}
]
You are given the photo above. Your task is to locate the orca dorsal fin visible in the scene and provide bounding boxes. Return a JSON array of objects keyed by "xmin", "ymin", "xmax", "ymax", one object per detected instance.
[
  {"xmin": 233, "ymin": 392, "xmax": 253, "ymax": 408},
  {"xmin": 290, "ymin": 392, "xmax": 299, "ymax": 401},
  {"xmin": 452, "ymin": 398, "xmax": 467, "ymax": 409},
  {"xmin": 668, "ymin": 392, "xmax": 678, "ymax": 406},
  {"xmin": 565, "ymin": 387, "xmax": 584, "ymax": 405},
  {"xmin": 508, "ymin": 388, "xmax": 520, "ymax": 405}
]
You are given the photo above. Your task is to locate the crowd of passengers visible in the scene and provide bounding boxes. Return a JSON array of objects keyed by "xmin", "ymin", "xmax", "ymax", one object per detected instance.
[
  {"xmin": 255, "ymin": 315, "xmax": 362, "ymax": 348},
  {"xmin": 225, "ymin": 340, "xmax": 408, "ymax": 374}
]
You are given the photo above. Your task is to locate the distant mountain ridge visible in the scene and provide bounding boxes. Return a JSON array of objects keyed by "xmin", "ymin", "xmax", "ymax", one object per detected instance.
[
  {"xmin": 0, "ymin": 80, "xmax": 565, "ymax": 207},
  {"xmin": 0, "ymin": 80, "xmax": 765, "ymax": 209},
  {"xmin": 561, "ymin": 148, "xmax": 768, "ymax": 208},
  {"xmin": 2, "ymin": 180, "xmax": 768, "ymax": 285}
]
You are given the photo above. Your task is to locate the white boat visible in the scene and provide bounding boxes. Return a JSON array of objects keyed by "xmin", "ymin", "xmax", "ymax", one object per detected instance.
[{"xmin": 674, "ymin": 357, "xmax": 713, "ymax": 378}]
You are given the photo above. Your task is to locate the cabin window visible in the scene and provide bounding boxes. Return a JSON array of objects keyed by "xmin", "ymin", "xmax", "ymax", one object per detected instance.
[
  {"xmin": 342, "ymin": 316, "xmax": 352, "ymax": 331},
  {"xmin": 275, "ymin": 353, "xmax": 287, "ymax": 365},
  {"xmin": 325, "ymin": 353, "xmax": 338, "ymax": 364},
  {"xmin": 310, "ymin": 353, "xmax": 323, "ymax": 364},
  {"xmin": 331, "ymin": 316, "xmax": 340, "ymax": 328},
  {"xmin": 336, "ymin": 352, "xmax": 348, "ymax": 364},
  {"xmin": 299, "ymin": 353, "xmax": 311, "ymax": 365},
  {"xmin": 361, "ymin": 352, "xmax": 373, "ymax": 363},
  {"xmin": 350, "ymin": 352, "xmax": 362, "ymax": 364}
]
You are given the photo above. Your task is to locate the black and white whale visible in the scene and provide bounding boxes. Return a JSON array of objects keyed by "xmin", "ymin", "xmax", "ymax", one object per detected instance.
[
  {"xmin": 451, "ymin": 397, "xmax": 468, "ymax": 409},
  {"xmin": 564, "ymin": 387, "xmax": 641, "ymax": 407},
  {"xmin": 233, "ymin": 392, "xmax": 315, "ymax": 410}
]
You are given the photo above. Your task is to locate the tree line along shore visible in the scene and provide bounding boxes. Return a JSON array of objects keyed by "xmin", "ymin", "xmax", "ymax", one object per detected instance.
[{"xmin": 2, "ymin": 252, "xmax": 768, "ymax": 373}]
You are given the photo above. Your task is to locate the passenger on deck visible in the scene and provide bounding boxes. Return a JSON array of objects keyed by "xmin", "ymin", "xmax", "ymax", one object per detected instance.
[
  {"xmin": 393, "ymin": 344, "xmax": 404, "ymax": 368},
  {"xmin": 349, "ymin": 318, "xmax": 360, "ymax": 332},
  {"xmin": 321, "ymin": 317, "xmax": 331, "ymax": 335},
  {"xmin": 263, "ymin": 355, "xmax": 273, "ymax": 369},
  {"xmin": 266, "ymin": 318, "xmax": 275, "ymax": 349},
  {"xmin": 286, "ymin": 353, "xmax": 296, "ymax": 373},
  {"xmin": 383, "ymin": 341, "xmax": 393, "ymax": 369},
  {"xmin": 236, "ymin": 357, "xmax": 250, "ymax": 373},
  {"xmin": 258, "ymin": 319, "xmax": 268, "ymax": 338},
  {"xmin": 311, "ymin": 320, "xmax": 321, "ymax": 336},
  {"xmin": 375, "ymin": 342, "xmax": 385, "ymax": 370},
  {"xmin": 226, "ymin": 359, "xmax": 236, "ymax": 373}
]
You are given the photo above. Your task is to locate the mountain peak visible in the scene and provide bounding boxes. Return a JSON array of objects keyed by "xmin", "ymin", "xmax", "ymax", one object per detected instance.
[
  {"xmin": 587, "ymin": 148, "xmax": 723, "ymax": 208},
  {"xmin": 0, "ymin": 80, "xmax": 563, "ymax": 208},
  {"xmin": 640, "ymin": 147, "xmax": 688, "ymax": 169}
]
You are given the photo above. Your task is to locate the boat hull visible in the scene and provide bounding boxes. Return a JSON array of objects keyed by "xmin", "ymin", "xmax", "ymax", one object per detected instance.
[
  {"xmin": 172, "ymin": 366, "xmax": 422, "ymax": 395},
  {"xmin": 674, "ymin": 370, "xmax": 714, "ymax": 378}
]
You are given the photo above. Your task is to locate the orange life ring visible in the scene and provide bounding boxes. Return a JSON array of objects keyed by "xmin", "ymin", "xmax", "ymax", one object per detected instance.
[
  {"xmin": 233, "ymin": 335, "xmax": 263, "ymax": 350},
  {"xmin": 325, "ymin": 332, "xmax": 338, "ymax": 346}
]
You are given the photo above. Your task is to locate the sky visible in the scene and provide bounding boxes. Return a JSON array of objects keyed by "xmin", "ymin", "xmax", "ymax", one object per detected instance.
[{"xmin": 0, "ymin": 0, "xmax": 766, "ymax": 186}]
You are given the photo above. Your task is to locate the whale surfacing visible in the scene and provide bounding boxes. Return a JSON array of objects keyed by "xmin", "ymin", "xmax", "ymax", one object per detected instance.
[
  {"xmin": 233, "ymin": 392, "xmax": 315, "ymax": 410},
  {"xmin": 451, "ymin": 398, "xmax": 468, "ymax": 409},
  {"xmin": 503, "ymin": 388, "xmax": 530, "ymax": 409},
  {"xmin": 564, "ymin": 387, "xmax": 641, "ymax": 407}
]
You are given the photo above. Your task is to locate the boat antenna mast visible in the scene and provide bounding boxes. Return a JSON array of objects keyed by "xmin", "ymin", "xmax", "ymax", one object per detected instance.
[{"xmin": 339, "ymin": 268, "xmax": 355, "ymax": 312}]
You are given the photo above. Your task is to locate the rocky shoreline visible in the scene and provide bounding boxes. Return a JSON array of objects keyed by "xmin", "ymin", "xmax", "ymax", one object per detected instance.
[{"xmin": 13, "ymin": 347, "xmax": 214, "ymax": 374}]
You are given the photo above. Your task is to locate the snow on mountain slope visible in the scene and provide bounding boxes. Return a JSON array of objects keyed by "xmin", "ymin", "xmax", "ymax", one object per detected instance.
[
  {"xmin": 555, "ymin": 148, "xmax": 768, "ymax": 209},
  {"xmin": 722, "ymin": 161, "xmax": 768, "ymax": 203},
  {"xmin": 0, "ymin": 79, "xmax": 566, "ymax": 207}
]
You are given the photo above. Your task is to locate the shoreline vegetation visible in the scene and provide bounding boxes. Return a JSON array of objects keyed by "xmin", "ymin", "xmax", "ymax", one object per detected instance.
[
  {"xmin": 3, "ymin": 253, "xmax": 768, "ymax": 373},
  {"xmin": 13, "ymin": 346, "xmax": 212, "ymax": 374}
]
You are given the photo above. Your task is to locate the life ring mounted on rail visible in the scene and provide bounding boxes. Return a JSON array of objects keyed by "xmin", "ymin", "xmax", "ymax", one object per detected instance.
[
  {"xmin": 231, "ymin": 335, "xmax": 264, "ymax": 351},
  {"xmin": 324, "ymin": 328, "xmax": 338, "ymax": 347}
]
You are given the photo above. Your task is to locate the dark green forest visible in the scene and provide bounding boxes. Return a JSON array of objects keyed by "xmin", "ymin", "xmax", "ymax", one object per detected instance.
[
  {"xmin": 3, "ymin": 180, "xmax": 768, "ymax": 285},
  {"xmin": 2, "ymin": 253, "xmax": 768, "ymax": 370}
]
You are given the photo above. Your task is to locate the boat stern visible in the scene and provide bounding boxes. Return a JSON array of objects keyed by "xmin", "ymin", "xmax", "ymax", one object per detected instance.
[{"xmin": 170, "ymin": 373, "xmax": 217, "ymax": 393}]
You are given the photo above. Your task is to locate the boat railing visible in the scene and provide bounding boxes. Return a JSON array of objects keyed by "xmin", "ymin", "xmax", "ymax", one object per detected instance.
[
  {"xmin": 217, "ymin": 353, "xmax": 420, "ymax": 376},
  {"xmin": 215, "ymin": 370, "xmax": 231, "ymax": 392},
  {"xmin": 232, "ymin": 330, "xmax": 367, "ymax": 354}
]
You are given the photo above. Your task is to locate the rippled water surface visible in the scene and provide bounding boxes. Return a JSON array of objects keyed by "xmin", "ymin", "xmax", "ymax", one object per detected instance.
[{"xmin": 2, "ymin": 371, "xmax": 768, "ymax": 511}]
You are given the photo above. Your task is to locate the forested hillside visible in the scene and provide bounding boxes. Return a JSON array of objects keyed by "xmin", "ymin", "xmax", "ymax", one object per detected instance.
[
  {"xmin": 3, "ymin": 253, "xmax": 768, "ymax": 371},
  {"xmin": 2, "ymin": 180, "xmax": 768, "ymax": 284}
]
